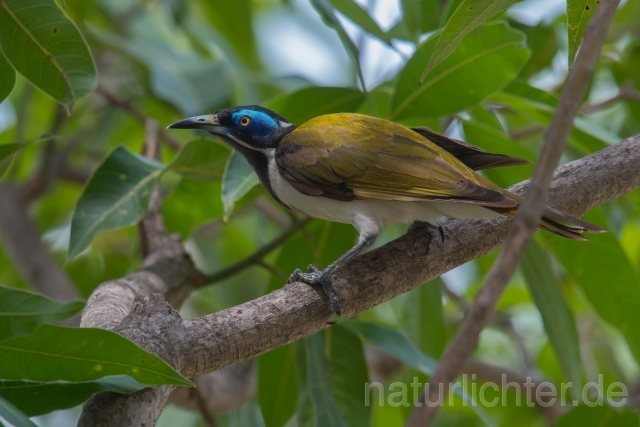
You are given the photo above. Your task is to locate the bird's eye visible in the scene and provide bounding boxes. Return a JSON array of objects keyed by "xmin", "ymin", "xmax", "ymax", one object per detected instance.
[{"xmin": 239, "ymin": 116, "xmax": 251, "ymax": 126}]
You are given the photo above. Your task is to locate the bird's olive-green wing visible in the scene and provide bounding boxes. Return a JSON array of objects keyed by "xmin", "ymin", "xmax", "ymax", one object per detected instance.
[{"xmin": 276, "ymin": 114, "xmax": 517, "ymax": 208}]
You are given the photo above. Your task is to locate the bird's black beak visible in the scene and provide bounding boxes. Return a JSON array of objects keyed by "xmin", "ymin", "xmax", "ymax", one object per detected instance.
[{"xmin": 167, "ymin": 115, "xmax": 223, "ymax": 134}]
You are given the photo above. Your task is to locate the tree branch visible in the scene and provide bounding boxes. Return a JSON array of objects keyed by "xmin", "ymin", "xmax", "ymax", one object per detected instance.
[
  {"xmin": 78, "ymin": 181, "xmax": 206, "ymax": 426},
  {"xmin": 405, "ymin": 2, "xmax": 621, "ymax": 425},
  {"xmin": 180, "ymin": 136, "xmax": 640, "ymax": 370}
]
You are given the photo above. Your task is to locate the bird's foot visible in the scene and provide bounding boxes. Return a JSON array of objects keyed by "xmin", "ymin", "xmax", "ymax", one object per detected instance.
[{"xmin": 288, "ymin": 264, "xmax": 342, "ymax": 321}]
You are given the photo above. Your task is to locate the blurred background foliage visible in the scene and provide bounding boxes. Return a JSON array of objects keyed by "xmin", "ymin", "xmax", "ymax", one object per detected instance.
[{"xmin": 0, "ymin": 0, "xmax": 640, "ymax": 426}]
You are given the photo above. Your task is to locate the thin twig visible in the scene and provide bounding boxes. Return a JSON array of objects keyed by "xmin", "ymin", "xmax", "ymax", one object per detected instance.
[
  {"xmin": 96, "ymin": 85, "xmax": 183, "ymax": 150},
  {"xmin": 462, "ymin": 358, "xmax": 564, "ymax": 422},
  {"xmin": 580, "ymin": 80, "xmax": 640, "ymax": 113},
  {"xmin": 256, "ymin": 260, "xmax": 288, "ymax": 282},
  {"xmin": 57, "ymin": 161, "xmax": 91, "ymax": 184},
  {"xmin": 8, "ymin": 84, "xmax": 34, "ymax": 179},
  {"xmin": 139, "ymin": 119, "xmax": 171, "ymax": 256},
  {"xmin": 509, "ymin": 124, "xmax": 544, "ymax": 140},
  {"xmin": 205, "ymin": 218, "xmax": 311, "ymax": 285},
  {"xmin": 405, "ymin": 2, "xmax": 621, "ymax": 426},
  {"xmin": 21, "ymin": 105, "xmax": 68, "ymax": 200},
  {"xmin": 442, "ymin": 280, "xmax": 469, "ymax": 311},
  {"xmin": 142, "ymin": 118, "xmax": 162, "ymax": 161},
  {"xmin": 253, "ymin": 196, "xmax": 292, "ymax": 228}
]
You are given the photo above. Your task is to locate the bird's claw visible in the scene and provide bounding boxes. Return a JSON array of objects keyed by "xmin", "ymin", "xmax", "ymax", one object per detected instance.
[
  {"xmin": 287, "ymin": 265, "xmax": 322, "ymax": 284},
  {"xmin": 307, "ymin": 264, "xmax": 321, "ymax": 274},
  {"xmin": 287, "ymin": 268, "xmax": 302, "ymax": 285},
  {"xmin": 288, "ymin": 264, "xmax": 342, "ymax": 320}
]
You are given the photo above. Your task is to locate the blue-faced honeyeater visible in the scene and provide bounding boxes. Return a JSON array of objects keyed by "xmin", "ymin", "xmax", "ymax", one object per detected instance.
[{"xmin": 168, "ymin": 106, "xmax": 605, "ymax": 316}]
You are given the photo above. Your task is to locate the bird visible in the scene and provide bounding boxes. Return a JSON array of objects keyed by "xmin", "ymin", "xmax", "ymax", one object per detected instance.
[{"xmin": 168, "ymin": 106, "xmax": 606, "ymax": 317}]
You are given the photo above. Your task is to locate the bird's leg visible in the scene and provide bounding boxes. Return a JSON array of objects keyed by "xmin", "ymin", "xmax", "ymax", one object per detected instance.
[
  {"xmin": 288, "ymin": 233, "xmax": 378, "ymax": 317},
  {"xmin": 408, "ymin": 220, "xmax": 445, "ymax": 243}
]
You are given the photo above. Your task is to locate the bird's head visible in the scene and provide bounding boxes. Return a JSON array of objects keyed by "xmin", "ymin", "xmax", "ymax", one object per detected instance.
[{"xmin": 168, "ymin": 105, "xmax": 293, "ymax": 152}]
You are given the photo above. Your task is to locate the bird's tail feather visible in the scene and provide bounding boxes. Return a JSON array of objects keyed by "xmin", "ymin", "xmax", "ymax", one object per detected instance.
[{"xmin": 488, "ymin": 194, "xmax": 607, "ymax": 241}]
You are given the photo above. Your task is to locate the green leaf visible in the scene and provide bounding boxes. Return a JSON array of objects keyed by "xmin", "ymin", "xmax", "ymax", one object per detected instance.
[
  {"xmin": 0, "ymin": 375, "xmax": 152, "ymax": 416},
  {"xmin": 387, "ymin": 0, "xmax": 447, "ymax": 41},
  {"xmin": 419, "ymin": 0, "xmax": 446, "ymax": 33},
  {"xmin": 264, "ymin": 86, "xmax": 366, "ymax": 125},
  {"xmin": 161, "ymin": 179, "xmax": 223, "ymax": 238},
  {"xmin": 419, "ymin": 0, "xmax": 521, "ymax": 83},
  {"xmin": 167, "ymin": 139, "xmax": 231, "ymax": 181},
  {"xmin": 294, "ymin": 341, "xmax": 313, "ymax": 427},
  {"xmin": 0, "ymin": 51, "xmax": 14, "ymax": 103},
  {"xmin": 554, "ymin": 405, "xmax": 639, "ymax": 427},
  {"xmin": 0, "ymin": 135, "xmax": 51, "ymax": 178},
  {"xmin": 311, "ymin": 0, "xmax": 365, "ymax": 89},
  {"xmin": 399, "ymin": 279, "xmax": 446, "ymax": 359},
  {"xmin": 509, "ymin": 21, "xmax": 558, "ymax": 78},
  {"xmin": 544, "ymin": 209, "xmax": 640, "ymax": 363},
  {"xmin": 345, "ymin": 320, "xmax": 497, "ymax": 427},
  {"xmin": 401, "ymin": 0, "xmax": 422, "ymax": 43},
  {"xmin": 521, "ymin": 241, "xmax": 582, "ymax": 392},
  {"xmin": 258, "ymin": 344, "xmax": 298, "ymax": 427},
  {"xmin": 492, "ymin": 83, "xmax": 618, "ymax": 153},
  {"xmin": 328, "ymin": 0, "xmax": 393, "ymax": 46},
  {"xmin": 502, "ymin": 79, "xmax": 558, "ymax": 107},
  {"xmin": 221, "ymin": 151, "xmax": 259, "ymax": 222},
  {"xmin": 201, "ymin": 0, "xmax": 260, "ymax": 69},
  {"xmin": 0, "ymin": 144, "xmax": 27, "ymax": 178},
  {"xmin": 567, "ymin": 0, "xmax": 597, "ymax": 68},
  {"xmin": 0, "ymin": 324, "xmax": 193, "ymax": 386},
  {"xmin": 90, "ymin": 22, "xmax": 230, "ymax": 116},
  {"xmin": 0, "ymin": 0, "xmax": 96, "ymax": 110},
  {"xmin": 0, "ymin": 395, "xmax": 35, "ymax": 427},
  {"xmin": 345, "ymin": 320, "xmax": 437, "ymax": 374},
  {"xmin": 391, "ymin": 21, "xmax": 530, "ymax": 119},
  {"xmin": 68, "ymin": 146, "xmax": 164, "ymax": 259},
  {"xmin": 0, "ymin": 285, "xmax": 84, "ymax": 340},
  {"xmin": 325, "ymin": 325, "xmax": 371, "ymax": 427},
  {"xmin": 357, "ymin": 82, "xmax": 394, "ymax": 119},
  {"xmin": 461, "ymin": 119, "xmax": 535, "ymax": 186},
  {"xmin": 298, "ymin": 334, "xmax": 348, "ymax": 427}
]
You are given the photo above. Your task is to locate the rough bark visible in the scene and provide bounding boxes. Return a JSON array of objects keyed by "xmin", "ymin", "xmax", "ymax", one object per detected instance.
[{"xmin": 78, "ymin": 295, "xmax": 187, "ymax": 426}]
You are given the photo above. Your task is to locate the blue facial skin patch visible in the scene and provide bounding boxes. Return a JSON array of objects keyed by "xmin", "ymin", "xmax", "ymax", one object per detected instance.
[{"xmin": 232, "ymin": 109, "xmax": 278, "ymax": 138}]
